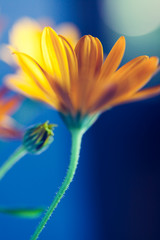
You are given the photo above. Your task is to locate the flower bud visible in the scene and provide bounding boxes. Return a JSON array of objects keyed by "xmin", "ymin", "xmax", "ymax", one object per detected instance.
[{"xmin": 22, "ymin": 121, "xmax": 56, "ymax": 154}]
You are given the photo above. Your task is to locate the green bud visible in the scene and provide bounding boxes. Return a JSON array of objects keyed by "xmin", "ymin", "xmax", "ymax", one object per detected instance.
[{"xmin": 22, "ymin": 121, "xmax": 57, "ymax": 154}]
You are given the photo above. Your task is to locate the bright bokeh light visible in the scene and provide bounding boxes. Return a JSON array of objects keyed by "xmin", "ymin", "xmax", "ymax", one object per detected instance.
[{"xmin": 101, "ymin": 0, "xmax": 160, "ymax": 36}]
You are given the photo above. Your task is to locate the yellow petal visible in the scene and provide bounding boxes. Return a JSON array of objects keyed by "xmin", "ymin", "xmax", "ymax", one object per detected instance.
[
  {"xmin": 5, "ymin": 73, "xmax": 59, "ymax": 110},
  {"xmin": 41, "ymin": 27, "xmax": 70, "ymax": 89},
  {"xmin": 59, "ymin": 35, "xmax": 78, "ymax": 111},
  {"xmin": 59, "ymin": 35, "xmax": 78, "ymax": 86},
  {"xmin": 12, "ymin": 51, "xmax": 72, "ymax": 111},
  {"xmin": 13, "ymin": 51, "xmax": 57, "ymax": 99},
  {"xmin": 98, "ymin": 36, "xmax": 126, "ymax": 82}
]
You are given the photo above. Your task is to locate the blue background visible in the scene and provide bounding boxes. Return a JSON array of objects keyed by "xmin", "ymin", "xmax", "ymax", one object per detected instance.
[{"xmin": 0, "ymin": 0, "xmax": 160, "ymax": 239}]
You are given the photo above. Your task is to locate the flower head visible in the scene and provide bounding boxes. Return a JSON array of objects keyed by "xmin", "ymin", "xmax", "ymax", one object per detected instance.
[
  {"xmin": 22, "ymin": 121, "xmax": 56, "ymax": 154},
  {"xmin": 0, "ymin": 87, "xmax": 23, "ymax": 140},
  {"xmin": 5, "ymin": 27, "xmax": 160, "ymax": 130}
]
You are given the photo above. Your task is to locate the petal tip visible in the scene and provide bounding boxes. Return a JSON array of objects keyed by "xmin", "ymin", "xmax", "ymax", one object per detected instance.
[
  {"xmin": 120, "ymin": 36, "xmax": 125, "ymax": 40},
  {"xmin": 150, "ymin": 56, "xmax": 159, "ymax": 65},
  {"xmin": 120, "ymin": 36, "xmax": 126, "ymax": 44},
  {"xmin": 116, "ymin": 36, "xmax": 126, "ymax": 52},
  {"xmin": 42, "ymin": 26, "xmax": 52, "ymax": 35},
  {"xmin": 42, "ymin": 26, "xmax": 58, "ymax": 40},
  {"xmin": 143, "ymin": 55, "xmax": 149, "ymax": 60}
]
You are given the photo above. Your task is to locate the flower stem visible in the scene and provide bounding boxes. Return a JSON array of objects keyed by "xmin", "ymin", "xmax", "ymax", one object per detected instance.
[
  {"xmin": 0, "ymin": 146, "xmax": 27, "ymax": 180},
  {"xmin": 31, "ymin": 128, "xmax": 84, "ymax": 240}
]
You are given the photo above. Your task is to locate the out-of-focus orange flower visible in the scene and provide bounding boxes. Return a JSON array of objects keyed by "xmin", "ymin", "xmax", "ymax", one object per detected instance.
[
  {"xmin": 0, "ymin": 87, "xmax": 23, "ymax": 140},
  {"xmin": 5, "ymin": 27, "xmax": 160, "ymax": 129}
]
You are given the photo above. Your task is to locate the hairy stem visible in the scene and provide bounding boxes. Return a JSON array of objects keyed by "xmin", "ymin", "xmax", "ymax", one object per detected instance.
[
  {"xmin": 31, "ymin": 128, "xmax": 84, "ymax": 240},
  {"xmin": 0, "ymin": 146, "xmax": 27, "ymax": 180}
]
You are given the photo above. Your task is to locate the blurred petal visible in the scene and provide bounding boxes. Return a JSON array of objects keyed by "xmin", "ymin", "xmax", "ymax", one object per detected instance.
[
  {"xmin": 0, "ymin": 87, "xmax": 8, "ymax": 98},
  {"xmin": 0, "ymin": 115, "xmax": 23, "ymax": 140},
  {"xmin": 113, "ymin": 55, "xmax": 149, "ymax": 78},
  {"xmin": 94, "ymin": 57, "xmax": 159, "ymax": 112},
  {"xmin": 0, "ymin": 95, "xmax": 21, "ymax": 118},
  {"xmin": 126, "ymin": 85, "xmax": 160, "ymax": 102},
  {"xmin": 0, "ymin": 207, "xmax": 44, "ymax": 218},
  {"xmin": 106, "ymin": 57, "xmax": 159, "ymax": 107},
  {"xmin": 0, "ymin": 126, "xmax": 22, "ymax": 140},
  {"xmin": 0, "ymin": 44, "xmax": 17, "ymax": 66},
  {"xmin": 0, "ymin": 89, "xmax": 23, "ymax": 140}
]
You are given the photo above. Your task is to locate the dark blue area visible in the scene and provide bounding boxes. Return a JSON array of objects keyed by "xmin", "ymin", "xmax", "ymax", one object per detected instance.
[{"xmin": 0, "ymin": 0, "xmax": 160, "ymax": 240}]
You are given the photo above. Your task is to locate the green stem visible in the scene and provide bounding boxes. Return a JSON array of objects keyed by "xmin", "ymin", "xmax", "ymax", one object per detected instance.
[
  {"xmin": 31, "ymin": 128, "xmax": 84, "ymax": 240},
  {"xmin": 0, "ymin": 146, "xmax": 27, "ymax": 180}
]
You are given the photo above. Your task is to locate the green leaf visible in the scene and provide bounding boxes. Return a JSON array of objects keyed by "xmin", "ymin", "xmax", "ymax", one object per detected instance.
[{"xmin": 0, "ymin": 207, "xmax": 45, "ymax": 218}]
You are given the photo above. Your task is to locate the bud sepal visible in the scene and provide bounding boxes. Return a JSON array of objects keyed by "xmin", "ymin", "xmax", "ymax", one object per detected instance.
[{"xmin": 23, "ymin": 121, "xmax": 57, "ymax": 154}]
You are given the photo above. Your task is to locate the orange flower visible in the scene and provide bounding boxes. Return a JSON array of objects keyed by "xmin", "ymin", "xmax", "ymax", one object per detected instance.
[
  {"xmin": 5, "ymin": 27, "xmax": 159, "ymax": 130},
  {"xmin": 0, "ymin": 88, "xmax": 23, "ymax": 140}
]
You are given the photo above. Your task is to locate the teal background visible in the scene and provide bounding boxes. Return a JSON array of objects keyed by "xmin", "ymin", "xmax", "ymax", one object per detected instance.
[{"xmin": 0, "ymin": 0, "xmax": 160, "ymax": 239}]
